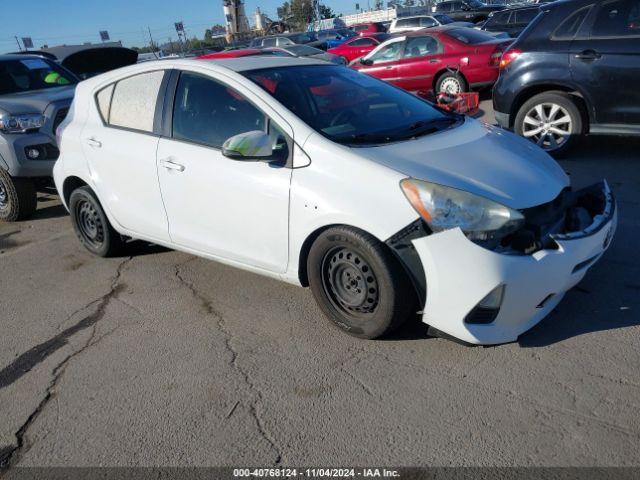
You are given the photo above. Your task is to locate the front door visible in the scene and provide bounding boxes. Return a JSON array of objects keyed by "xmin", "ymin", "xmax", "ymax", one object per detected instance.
[
  {"xmin": 156, "ymin": 71, "xmax": 292, "ymax": 273},
  {"xmin": 357, "ymin": 38, "xmax": 404, "ymax": 85},
  {"xmin": 81, "ymin": 69, "xmax": 171, "ymax": 242},
  {"xmin": 570, "ymin": 0, "xmax": 640, "ymax": 126}
]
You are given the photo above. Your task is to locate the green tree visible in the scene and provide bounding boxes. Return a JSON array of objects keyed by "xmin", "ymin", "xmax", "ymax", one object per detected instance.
[{"xmin": 318, "ymin": 4, "xmax": 335, "ymax": 19}]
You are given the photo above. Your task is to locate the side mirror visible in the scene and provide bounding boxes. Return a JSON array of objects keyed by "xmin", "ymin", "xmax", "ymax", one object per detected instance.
[
  {"xmin": 360, "ymin": 57, "xmax": 373, "ymax": 65},
  {"xmin": 222, "ymin": 131, "xmax": 273, "ymax": 160}
]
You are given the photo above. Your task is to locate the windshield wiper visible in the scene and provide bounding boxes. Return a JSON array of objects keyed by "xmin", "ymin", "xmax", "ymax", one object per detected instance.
[
  {"xmin": 397, "ymin": 117, "xmax": 460, "ymax": 140},
  {"xmin": 335, "ymin": 132, "xmax": 393, "ymax": 145}
]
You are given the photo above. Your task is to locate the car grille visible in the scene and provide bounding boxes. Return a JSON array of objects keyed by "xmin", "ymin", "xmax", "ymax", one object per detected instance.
[{"xmin": 52, "ymin": 108, "xmax": 69, "ymax": 135}]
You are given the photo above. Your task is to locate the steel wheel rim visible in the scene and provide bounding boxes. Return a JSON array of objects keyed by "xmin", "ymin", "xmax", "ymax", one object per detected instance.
[
  {"xmin": 522, "ymin": 102, "xmax": 573, "ymax": 151},
  {"xmin": 321, "ymin": 247, "xmax": 379, "ymax": 317},
  {"xmin": 0, "ymin": 181, "xmax": 8, "ymax": 210},
  {"xmin": 440, "ymin": 77, "xmax": 462, "ymax": 94},
  {"xmin": 75, "ymin": 200, "xmax": 105, "ymax": 248}
]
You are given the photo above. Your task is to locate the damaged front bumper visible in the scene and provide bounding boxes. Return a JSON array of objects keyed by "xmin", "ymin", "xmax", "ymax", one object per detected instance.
[{"xmin": 411, "ymin": 181, "xmax": 617, "ymax": 345}]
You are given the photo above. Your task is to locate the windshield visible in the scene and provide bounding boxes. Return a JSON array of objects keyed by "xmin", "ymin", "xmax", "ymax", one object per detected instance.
[
  {"xmin": 244, "ymin": 65, "xmax": 459, "ymax": 147},
  {"xmin": 445, "ymin": 27, "xmax": 497, "ymax": 44},
  {"xmin": 433, "ymin": 14, "xmax": 454, "ymax": 24},
  {"xmin": 284, "ymin": 45, "xmax": 323, "ymax": 56},
  {"xmin": 0, "ymin": 58, "xmax": 77, "ymax": 95}
]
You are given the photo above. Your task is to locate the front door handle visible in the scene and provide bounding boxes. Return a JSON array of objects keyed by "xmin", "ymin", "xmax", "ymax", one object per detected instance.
[
  {"xmin": 385, "ymin": 65, "xmax": 394, "ymax": 70},
  {"xmin": 159, "ymin": 158, "xmax": 185, "ymax": 172},
  {"xmin": 575, "ymin": 50, "xmax": 602, "ymax": 61},
  {"xmin": 428, "ymin": 59, "xmax": 440, "ymax": 64},
  {"xmin": 85, "ymin": 137, "xmax": 102, "ymax": 148}
]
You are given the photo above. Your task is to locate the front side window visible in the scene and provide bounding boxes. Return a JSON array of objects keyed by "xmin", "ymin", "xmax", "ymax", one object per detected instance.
[
  {"xmin": 263, "ymin": 38, "xmax": 277, "ymax": 46},
  {"xmin": 420, "ymin": 17, "xmax": 438, "ymax": 27},
  {"xmin": 349, "ymin": 38, "xmax": 376, "ymax": 47},
  {"xmin": 108, "ymin": 70, "xmax": 164, "ymax": 132},
  {"xmin": 592, "ymin": 0, "xmax": 640, "ymax": 37},
  {"xmin": 403, "ymin": 36, "xmax": 442, "ymax": 58},
  {"xmin": 172, "ymin": 72, "xmax": 266, "ymax": 149},
  {"xmin": 433, "ymin": 14, "xmax": 454, "ymax": 24},
  {"xmin": 244, "ymin": 65, "xmax": 458, "ymax": 147},
  {"xmin": 367, "ymin": 40, "xmax": 403, "ymax": 63},
  {"xmin": 0, "ymin": 58, "xmax": 76, "ymax": 95},
  {"xmin": 486, "ymin": 11, "xmax": 511, "ymax": 27}
]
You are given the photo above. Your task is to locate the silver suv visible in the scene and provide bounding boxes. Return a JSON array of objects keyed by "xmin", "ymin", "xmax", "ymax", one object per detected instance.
[{"xmin": 0, "ymin": 55, "xmax": 76, "ymax": 221}]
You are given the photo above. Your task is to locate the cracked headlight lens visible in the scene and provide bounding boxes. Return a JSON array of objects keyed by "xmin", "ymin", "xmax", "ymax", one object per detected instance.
[{"xmin": 400, "ymin": 178, "xmax": 525, "ymax": 241}]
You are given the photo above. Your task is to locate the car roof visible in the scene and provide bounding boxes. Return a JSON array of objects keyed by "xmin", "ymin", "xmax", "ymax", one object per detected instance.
[
  {"xmin": 403, "ymin": 25, "xmax": 465, "ymax": 36},
  {"xmin": 395, "ymin": 15, "xmax": 435, "ymax": 20},
  {"xmin": 0, "ymin": 53, "xmax": 52, "ymax": 62},
  {"xmin": 503, "ymin": 4, "xmax": 540, "ymax": 10},
  {"xmin": 185, "ymin": 56, "xmax": 328, "ymax": 72}
]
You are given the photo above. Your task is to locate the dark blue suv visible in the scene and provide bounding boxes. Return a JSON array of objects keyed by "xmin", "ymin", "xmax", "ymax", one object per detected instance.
[{"xmin": 493, "ymin": 0, "xmax": 640, "ymax": 154}]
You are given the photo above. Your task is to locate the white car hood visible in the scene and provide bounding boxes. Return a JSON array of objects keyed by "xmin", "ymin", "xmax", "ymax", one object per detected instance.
[{"xmin": 356, "ymin": 118, "xmax": 570, "ymax": 210}]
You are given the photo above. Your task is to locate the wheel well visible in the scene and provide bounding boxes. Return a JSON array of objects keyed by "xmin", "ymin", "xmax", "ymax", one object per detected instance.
[
  {"xmin": 433, "ymin": 69, "xmax": 467, "ymax": 91},
  {"xmin": 62, "ymin": 176, "xmax": 88, "ymax": 206},
  {"xmin": 510, "ymin": 85, "xmax": 589, "ymax": 132},
  {"xmin": 298, "ymin": 224, "xmax": 340, "ymax": 287}
]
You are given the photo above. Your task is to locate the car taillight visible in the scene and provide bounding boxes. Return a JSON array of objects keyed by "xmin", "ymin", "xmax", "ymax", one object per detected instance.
[{"xmin": 499, "ymin": 49, "xmax": 522, "ymax": 70}]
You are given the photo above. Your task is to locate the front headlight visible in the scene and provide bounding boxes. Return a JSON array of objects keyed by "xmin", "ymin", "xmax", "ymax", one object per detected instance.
[
  {"xmin": 400, "ymin": 178, "xmax": 525, "ymax": 241},
  {"xmin": 0, "ymin": 113, "xmax": 45, "ymax": 133}
]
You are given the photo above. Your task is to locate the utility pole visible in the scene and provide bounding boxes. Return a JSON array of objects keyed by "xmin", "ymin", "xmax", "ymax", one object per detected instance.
[
  {"xmin": 14, "ymin": 36, "xmax": 22, "ymax": 52},
  {"xmin": 148, "ymin": 27, "xmax": 159, "ymax": 59}
]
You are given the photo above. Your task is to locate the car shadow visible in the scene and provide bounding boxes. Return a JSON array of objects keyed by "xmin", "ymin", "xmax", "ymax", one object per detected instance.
[
  {"xmin": 118, "ymin": 240, "xmax": 172, "ymax": 258},
  {"xmin": 31, "ymin": 203, "xmax": 68, "ymax": 220}
]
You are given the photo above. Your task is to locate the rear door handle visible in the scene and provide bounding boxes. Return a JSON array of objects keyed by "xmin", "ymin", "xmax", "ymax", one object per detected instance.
[
  {"xmin": 159, "ymin": 158, "xmax": 185, "ymax": 172},
  {"xmin": 575, "ymin": 50, "xmax": 602, "ymax": 61},
  {"xmin": 385, "ymin": 66, "xmax": 394, "ymax": 70},
  {"xmin": 85, "ymin": 138, "xmax": 102, "ymax": 148}
]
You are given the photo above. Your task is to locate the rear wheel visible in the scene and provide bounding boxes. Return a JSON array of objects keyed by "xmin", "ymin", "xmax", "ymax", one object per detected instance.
[
  {"xmin": 69, "ymin": 186, "xmax": 124, "ymax": 257},
  {"xmin": 0, "ymin": 170, "xmax": 37, "ymax": 222},
  {"xmin": 514, "ymin": 91, "xmax": 583, "ymax": 155},
  {"xmin": 435, "ymin": 71, "xmax": 468, "ymax": 94},
  {"xmin": 307, "ymin": 226, "xmax": 415, "ymax": 339}
]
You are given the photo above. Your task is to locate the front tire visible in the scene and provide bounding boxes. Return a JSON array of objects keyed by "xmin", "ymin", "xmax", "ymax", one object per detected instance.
[
  {"xmin": 514, "ymin": 91, "xmax": 583, "ymax": 156},
  {"xmin": 435, "ymin": 71, "xmax": 468, "ymax": 94},
  {"xmin": 307, "ymin": 226, "xmax": 415, "ymax": 339},
  {"xmin": 69, "ymin": 186, "xmax": 124, "ymax": 257},
  {"xmin": 0, "ymin": 170, "xmax": 37, "ymax": 222}
]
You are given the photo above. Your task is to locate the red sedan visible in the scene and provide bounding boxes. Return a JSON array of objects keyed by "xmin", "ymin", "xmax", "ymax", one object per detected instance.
[
  {"xmin": 351, "ymin": 22, "xmax": 387, "ymax": 36},
  {"xmin": 327, "ymin": 33, "xmax": 391, "ymax": 63},
  {"xmin": 350, "ymin": 26, "xmax": 510, "ymax": 94}
]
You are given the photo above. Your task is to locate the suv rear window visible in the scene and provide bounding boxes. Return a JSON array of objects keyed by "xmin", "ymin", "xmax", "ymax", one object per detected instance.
[
  {"xmin": 445, "ymin": 28, "xmax": 497, "ymax": 44},
  {"xmin": 553, "ymin": 7, "xmax": 590, "ymax": 39}
]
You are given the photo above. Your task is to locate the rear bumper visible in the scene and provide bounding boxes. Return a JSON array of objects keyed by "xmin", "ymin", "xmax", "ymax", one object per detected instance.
[{"xmin": 412, "ymin": 182, "xmax": 617, "ymax": 345}]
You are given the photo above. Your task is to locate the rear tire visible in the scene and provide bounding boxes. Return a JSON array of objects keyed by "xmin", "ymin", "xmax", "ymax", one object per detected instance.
[
  {"xmin": 514, "ymin": 91, "xmax": 583, "ymax": 156},
  {"xmin": 435, "ymin": 71, "xmax": 468, "ymax": 94},
  {"xmin": 0, "ymin": 170, "xmax": 37, "ymax": 222},
  {"xmin": 307, "ymin": 226, "xmax": 415, "ymax": 339},
  {"xmin": 69, "ymin": 186, "xmax": 124, "ymax": 257}
]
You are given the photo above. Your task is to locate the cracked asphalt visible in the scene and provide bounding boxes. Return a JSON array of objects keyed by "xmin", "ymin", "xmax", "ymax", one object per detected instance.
[{"xmin": 0, "ymin": 102, "xmax": 639, "ymax": 468}]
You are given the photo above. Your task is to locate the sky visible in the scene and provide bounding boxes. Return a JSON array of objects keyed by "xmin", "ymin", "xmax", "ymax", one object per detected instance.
[{"xmin": 1, "ymin": 0, "xmax": 356, "ymax": 52}]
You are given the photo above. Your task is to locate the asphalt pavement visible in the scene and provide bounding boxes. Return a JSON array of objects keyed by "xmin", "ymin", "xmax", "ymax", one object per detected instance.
[{"xmin": 0, "ymin": 101, "xmax": 639, "ymax": 468}]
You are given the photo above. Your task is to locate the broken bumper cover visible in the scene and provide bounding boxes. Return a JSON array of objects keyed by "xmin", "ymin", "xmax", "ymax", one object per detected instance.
[{"xmin": 412, "ymin": 182, "xmax": 617, "ymax": 345}]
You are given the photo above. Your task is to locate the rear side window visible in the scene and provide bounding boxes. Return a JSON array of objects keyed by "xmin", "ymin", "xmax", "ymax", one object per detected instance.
[
  {"xmin": 349, "ymin": 38, "xmax": 376, "ymax": 46},
  {"xmin": 514, "ymin": 8, "xmax": 539, "ymax": 24},
  {"xmin": 263, "ymin": 38, "xmax": 277, "ymax": 46},
  {"xmin": 553, "ymin": 7, "xmax": 590, "ymax": 39},
  {"xmin": 446, "ymin": 28, "xmax": 497, "ymax": 44},
  {"xmin": 486, "ymin": 11, "xmax": 511, "ymax": 27},
  {"xmin": 592, "ymin": 0, "xmax": 640, "ymax": 37},
  {"xmin": 107, "ymin": 71, "xmax": 164, "ymax": 132},
  {"xmin": 420, "ymin": 17, "xmax": 438, "ymax": 27},
  {"xmin": 172, "ymin": 72, "xmax": 266, "ymax": 148},
  {"xmin": 403, "ymin": 36, "xmax": 442, "ymax": 57}
]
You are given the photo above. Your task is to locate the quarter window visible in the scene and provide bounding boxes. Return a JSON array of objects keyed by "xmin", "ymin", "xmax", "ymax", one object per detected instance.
[
  {"xmin": 108, "ymin": 70, "xmax": 164, "ymax": 132},
  {"xmin": 96, "ymin": 84, "xmax": 114, "ymax": 123},
  {"xmin": 592, "ymin": 0, "xmax": 640, "ymax": 37},
  {"xmin": 172, "ymin": 72, "xmax": 267, "ymax": 149}
]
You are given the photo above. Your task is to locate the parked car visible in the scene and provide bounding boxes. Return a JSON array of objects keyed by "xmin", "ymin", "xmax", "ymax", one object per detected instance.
[
  {"xmin": 481, "ymin": 5, "xmax": 541, "ymax": 38},
  {"xmin": 316, "ymin": 29, "xmax": 358, "ymax": 49},
  {"xmin": 493, "ymin": 0, "xmax": 640, "ymax": 154},
  {"xmin": 434, "ymin": 0, "xmax": 505, "ymax": 23},
  {"xmin": 351, "ymin": 26, "xmax": 510, "ymax": 94},
  {"xmin": 0, "ymin": 54, "xmax": 77, "ymax": 221},
  {"xmin": 249, "ymin": 32, "xmax": 324, "ymax": 50},
  {"xmin": 54, "ymin": 57, "xmax": 616, "ymax": 345},
  {"xmin": 351, "ymin": 22, "xmax": 388, "ymax": 35},
  {"xmin": 199, "ymin": 46, "xmax": 346, "ymax": 65},
  {"xmin": 327, "ymin": 34, "xmax": 391, "ymax": 62},
  {"xmin": 389, "ymin": 14, "xmax": 473, "ymax": 33}
]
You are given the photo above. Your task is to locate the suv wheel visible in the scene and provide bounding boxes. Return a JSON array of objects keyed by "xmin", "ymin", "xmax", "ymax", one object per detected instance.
[
  {"xmin": 307, "ymin": 226, "xmax": 415, "ymax": 339},
  {"xmin": 69, "ymin": 186, "xmax": 124, "ymax": 257},
  {"xmin": 436, "ymin": 72, "xmax": 467, "ymax": 94},
  {"xmin": 0, "ymin": 170, "xmax": 37, "ymax": 222},
  {"xmin": 515, "ymin": 91, "xmax": 583, "ymax": 155}
]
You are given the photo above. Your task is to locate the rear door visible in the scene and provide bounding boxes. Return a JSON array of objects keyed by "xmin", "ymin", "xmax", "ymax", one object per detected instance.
[
  {"xmin": 570, "ymin": 0, "xmax": 640, "ymax": 126},
  {"xmin": 395, "ymin": 35, "xmax": 445, "ymax": 92},
  {"xmin": 81, "ymin": 69, "xmax": 171, "ymax": 242}
]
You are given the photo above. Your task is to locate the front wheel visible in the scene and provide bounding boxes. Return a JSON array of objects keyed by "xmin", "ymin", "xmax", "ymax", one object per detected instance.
[
  {"xmin": 69, "ymin": 186, "xmax": 124, "ymax": 257},
  {"xmin": 514, "ymin": 91, "xmax": 583, "ymax": 155},
  {"xmin": 307, "ymin": 226, "xmax": 416, "ymax": 339},
  {"xmin": 0, "ymin": 170, "xmax": 37, "ymax": 222}
]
